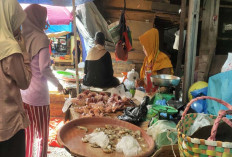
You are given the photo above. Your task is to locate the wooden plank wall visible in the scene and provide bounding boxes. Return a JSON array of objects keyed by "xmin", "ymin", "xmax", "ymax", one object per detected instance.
[{"xmin": 94, "ymin": 0, "xmax": 181, "ymax": 75}]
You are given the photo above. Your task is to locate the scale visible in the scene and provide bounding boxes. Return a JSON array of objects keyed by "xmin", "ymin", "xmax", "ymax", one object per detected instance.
[
  {"xmin": 150, "ymin": 74, "xmax": 180, "ymax": 94},
  {"xmin": 148, "ymin": 74, "xmax": 181, "ymax": 126}
]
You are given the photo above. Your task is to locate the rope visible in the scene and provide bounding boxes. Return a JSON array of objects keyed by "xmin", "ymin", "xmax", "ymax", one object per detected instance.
[
  {"xmin": 151, "ymin": 128, "xmax": 177, "ymax": 157},
  {"xmin": 166, "ymin": 129, "xmax": 177, "ymax": 157}
]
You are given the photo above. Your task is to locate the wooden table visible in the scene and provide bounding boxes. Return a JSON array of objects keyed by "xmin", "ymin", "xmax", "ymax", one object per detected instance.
[{"xmin": 68, "ymin": 106, "xmax": 150, "ymax": 131}]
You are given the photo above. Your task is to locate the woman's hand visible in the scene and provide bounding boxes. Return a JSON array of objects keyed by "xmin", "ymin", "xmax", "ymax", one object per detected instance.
[{"xmin": 58, "ymin": 83, "xmax": 64, "ymax": 93}]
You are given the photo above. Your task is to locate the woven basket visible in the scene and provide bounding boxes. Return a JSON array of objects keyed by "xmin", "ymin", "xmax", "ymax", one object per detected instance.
[
  {"xmin": 177, "ymin": 96, "xmax": 232, "ymax": 157},
  {"xmin": 152, "ymin": 145, "xmax": 180, "ymax": 157}
]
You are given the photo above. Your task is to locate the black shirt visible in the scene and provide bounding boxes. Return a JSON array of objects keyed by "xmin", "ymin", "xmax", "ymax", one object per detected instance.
[{"xmin": 83, "ymin": 52, "xmax": 119, "ymax": 88}]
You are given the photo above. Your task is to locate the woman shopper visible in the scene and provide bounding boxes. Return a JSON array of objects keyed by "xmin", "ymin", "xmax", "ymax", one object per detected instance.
[
  {"xmin": 0, "ymin": 0, "xmax": 32, "ymax": 157},
  {"xmin": 21, "ymin": 4, "xmax": 63, "ymax": 157},
  {"xmin": 83, "ymin": 32, "xmax": 120, "ymax": 88}
]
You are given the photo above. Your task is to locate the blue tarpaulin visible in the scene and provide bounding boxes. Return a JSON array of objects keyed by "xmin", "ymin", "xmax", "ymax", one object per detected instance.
[
  {"xmin": 46, "ymin": 23, "xmax": 73, "ymax": 33},
  {"xmin": 18, "ymin": 0, "xmax": 93, "ymax": 6},
  {"xmin": 207, "ymin": 71, "xmax": 232, "ymax": 119}
]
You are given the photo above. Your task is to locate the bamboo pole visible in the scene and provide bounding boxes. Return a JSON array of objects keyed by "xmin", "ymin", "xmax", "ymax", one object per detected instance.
[{"xmin": 72, "ymin": 0, "xmax": 79, "ymax": 95}]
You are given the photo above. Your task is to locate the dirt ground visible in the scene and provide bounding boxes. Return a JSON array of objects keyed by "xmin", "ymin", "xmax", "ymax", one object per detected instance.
[{"xmin": 48, "ymin": 146, "xmax": 72, "ymax": 157}]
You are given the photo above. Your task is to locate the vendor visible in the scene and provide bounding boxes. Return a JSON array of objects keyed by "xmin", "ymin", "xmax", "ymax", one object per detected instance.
[
  {"xmin": 83, "ymin": 32, "xmax": 120, "ymax": 88},
  {"xmin": 137, "ymin": 28, "xmax": 173, "ymax": 87}
]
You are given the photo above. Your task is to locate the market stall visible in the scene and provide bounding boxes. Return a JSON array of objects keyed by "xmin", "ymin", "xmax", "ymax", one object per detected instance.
[{"xmin": 17, "ymin": 0, "xmax": 232, "ymax": 157}]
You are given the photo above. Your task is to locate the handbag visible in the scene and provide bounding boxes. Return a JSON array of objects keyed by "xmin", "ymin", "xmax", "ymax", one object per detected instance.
[{"xmin": 115, "ymin": 0, "xmax": 132, "ymax": 61}]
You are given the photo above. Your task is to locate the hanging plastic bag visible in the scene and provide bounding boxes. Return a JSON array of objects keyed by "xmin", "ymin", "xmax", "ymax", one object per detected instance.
[
  {"xmin": 221, "ymin": 53, "xmax": 232, "ymax": 72},
  {"xmin": 127, "ymin": 26, "xmax": 132, "ymax": 46},
  {"xmin": 207, "ymin": 70, "xmax": 232, "ymax": 119},
  {"xmin": 115, "ymin": 0, "xmax": 132, "ymax": 61}
]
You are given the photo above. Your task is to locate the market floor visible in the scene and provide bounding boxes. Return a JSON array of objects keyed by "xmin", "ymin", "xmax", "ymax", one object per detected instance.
[{"xmin": 48, "ymin": 146, "xmax": 72, "ymax": 157}]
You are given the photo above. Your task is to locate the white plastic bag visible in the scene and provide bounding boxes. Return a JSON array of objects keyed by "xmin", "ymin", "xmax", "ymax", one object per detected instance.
[
  {"xmin": 221, "ymin": 53, "xmax": 232, "ymax": 72},
  {"xmin": 62, "ymin": 98, "xmax": 72, "ymax": 113},
  {"xmin": 173, "ymin": 30, "xmax": 186, "ymax": 50},
  {"xmin": 116, "ymin": 135, "xmax": 142, "ymax": 157},
  {"xmin": 147, "ymin": 120, "xmax": 176, "ymax": 140},
  {"xmin": 186, "ymin": 113, "xmax": 214, "ymax": 136},
  {"xmin": 106, "ymin": 84, "xmax": 132, "ymax": 98}
]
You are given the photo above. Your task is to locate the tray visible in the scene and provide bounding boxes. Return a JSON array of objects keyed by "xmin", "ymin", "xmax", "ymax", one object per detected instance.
[
  {"xmin": 57, "ymin": 117, "xmax": 155, "ymax": 157},
  {"xmin": 150, "ymin": 74, "xmax": 180, "ymax": 87}
]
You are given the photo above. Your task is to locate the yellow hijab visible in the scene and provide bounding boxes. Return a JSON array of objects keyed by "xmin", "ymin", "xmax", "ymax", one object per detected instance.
[
  {"xmin": 0, "ymin": 0, "xmax": 26, "ymax": 61},
  {"xmin": 139, "ymin": 28, "xmax": 173, "ymax": 79}
]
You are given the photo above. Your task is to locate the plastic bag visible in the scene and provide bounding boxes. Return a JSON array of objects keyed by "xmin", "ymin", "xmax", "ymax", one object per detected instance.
[
  {"xmin": 109, "ymin": 24, "xmax": 120, "ymax": 44},
  {"xmin": 186, "ymin": 113, "xmax": 214, "ymax": 136},
  {"xmin": 190, "ymin": 87, "xmax": 208, "ymax": 113},
  {"xmin": 118, "ymin": 96, "xmax": 150, "ymax": 124},
  {"xmin": 152, "ymin": 93, "xmax": 174, "ymax": 105},
  {"xmin": 116, "ymin": 135, "xmax": 141, "ymax": 157},
  {"xmin": 107, "ymin": 84, "xmax": 132, "ymax": 98},
  {"xmin": 147, "ymin": 120, "xmax": 177, "ymax": 149},
  {"xmin": 221, "ymin": 53, "xmax": 232, "ymax": 72},
  {"xmin": 207, "ymin": 70, "xmax": 232, "ymax": 119}
]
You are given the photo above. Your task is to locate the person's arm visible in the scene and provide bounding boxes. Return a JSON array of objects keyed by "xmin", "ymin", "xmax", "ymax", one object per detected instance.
[
  {"xmin": 104, "ymin": 52, "xmax": 114, "ymax": 76},
  {"xmin": 84, "ymin": 61, "xmax": 87, "ymax": 75},
  {"xmin": 2, "ymin": 53, "xmax": 31, "ymax": 90},
  {"xmin": 39, "ymin": 48, "xmax": 63, "ymax": 91}
]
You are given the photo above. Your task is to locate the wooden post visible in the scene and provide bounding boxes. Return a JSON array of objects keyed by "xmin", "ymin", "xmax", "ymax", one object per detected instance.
[
  {"xmin": 175, "ymin": 0, "xmax": 186, "ymax": 100},
  {"xmin": 183, "ymin": 0, "xmax": 200, "ymax": 104},
  {"xmin": 197, "ymin": 0, "xmax": 220, "ymax": 81},
  {"xmin": 72, "ymin": 0, "xmax": 79, "ymax": 95}
]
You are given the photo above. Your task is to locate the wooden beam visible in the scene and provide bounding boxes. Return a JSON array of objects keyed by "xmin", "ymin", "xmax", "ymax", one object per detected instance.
[
  {"xmin": 103, "ymin": 0, "xmax": 152, "ymax": 11},
  {"xmin": 221, "ymin": 0, "xmax": 232, "ymax": 2},
  {"xmin": 198, "ymin": 0, "xmax": 220, "ymax": 81},
  {"xmin": 103, "ymin": 0, "xmax": 180, "ymax": 14},
  {"xmin": 151, "ymin": 2, "xmax": 180, "ymax": 13},
  {"xmin": 175, "ymin": 0, "xmax": 187, "ymax": 100},
  {"xmin": 183, "ymin": 0, "xmax": 200, "ymax": 104},
  {"xmin": 72, "ymin": 0, "xmax": 79, "ymax": 95},
  {"xmin": 203, "ymin": 0, "xmax": 220, "ymax": 81},
  {"xmin": 104, "ymin": 9, "xmax": 155, "ymax": 22},
  {"xmin": 220, "ymin": 4, "xmax": 232, "ymax": 8},
  {"xmin": 104, "ymin": 8, "xmax": 180, "ymax": 22}
]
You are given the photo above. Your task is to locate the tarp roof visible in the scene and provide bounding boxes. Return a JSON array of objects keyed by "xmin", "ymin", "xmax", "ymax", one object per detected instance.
[
  {"xmin": 46, "ymin": 5, "xmax": 72, "ymax": 25},
  {"xmin": 46, "ymin": 31, "xmax": 70, "ymax": 38},
  {"xmin": 18, "ymin": 0, "xmax": 93, "ymax": 6}
]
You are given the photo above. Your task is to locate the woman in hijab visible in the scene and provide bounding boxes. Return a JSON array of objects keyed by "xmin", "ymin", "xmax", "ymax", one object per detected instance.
[
  {"xmin": 0, "ymin": 0, "xmax": 32, "ymax": 156},
  {"xmin": 83, "ymin": 32, "xmax": 120, "ymax": 88},
  {"xmin": 20, "ymin": 4, "xmax": 63, "ymax": 157},
  {"xmin": 137, "ymin": 28, "xmax": 173, "ymax": 87}
]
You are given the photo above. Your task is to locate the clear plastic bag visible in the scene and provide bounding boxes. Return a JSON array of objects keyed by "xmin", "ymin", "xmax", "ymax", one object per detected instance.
[
  {"xmin": 147, "ymin": 120, "xmax": 177, "ymax": 148},
  {"xmin": 186, "ymin": 113, "xmax": 214, "ymax": 136},
  {"xmin": 116, "ymin": 135, "xmax": 142, "ymax": 157},
  {"xmin": 221, "ymin": 53, "xmax": 232, "ymax": 72}
]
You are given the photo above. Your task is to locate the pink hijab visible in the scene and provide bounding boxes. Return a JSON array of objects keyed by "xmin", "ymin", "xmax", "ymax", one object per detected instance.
[{"xmin": 22, "ymin": 4, "xmax": 49, "ymax": 58}]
